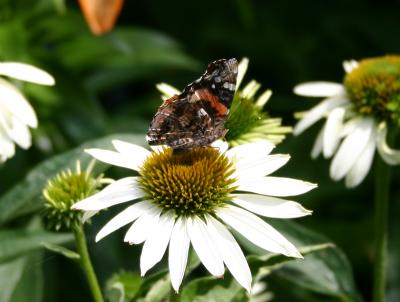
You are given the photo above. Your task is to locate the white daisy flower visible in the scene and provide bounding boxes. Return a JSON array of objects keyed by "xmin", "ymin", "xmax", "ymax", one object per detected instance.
[
  {"xmin": 72, "ymin": 140, "xmax": 315, "ymax": 292},
  {"xmin": 294, "ymin": 56, "xmax": 400, "ymax": 188},
  {"xmin": 0, "ymin": 62, "xmax": 55, "ymax": 162}
]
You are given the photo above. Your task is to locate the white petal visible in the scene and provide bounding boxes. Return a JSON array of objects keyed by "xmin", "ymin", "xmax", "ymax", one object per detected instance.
[
  {"xmin": 187, "ymin": 217, "xmax": 224, "ymax": 277},
  {"xmin": 0, "ymin": 133, "xmax": 15, "ymax": 161},
  {"xmin": 311, "ymin": 127, "xmax": 323, "ymax": 159},
  {"xmin": 216, "ymin": 205, "xmax": 302, "ymax": 258},
  {"xmin": 124, "ymin": 207, "xmax": 162, "ymax": 244},
  {"xmin": 235, "ymin": 154, "xmax": 290, "ymax": 178},
  {"xmin": 0, "ymin": 62, "xmax": 55, "ymax": 85},
  {"xmin": 323, "ymin": 107, "xmax": 345, "ymax": 158},
  {"xmin": 236, "ymin": 57, "xmax": 249, "ymax": 89},
  {"xmin": 140, "ymin": 212, "xmax": 175, "ymax": 276},
  {"xmin": 237, "ymin": 176, "xmax": 317, "ymax": 197},
  {"xmin": 95, "ymin": 200, "xmax": 153, "ymax": 242},
  {"xmin": 156, "ymin": 83, "xmax": 180, "ymax": 100},
  {"xmin": 211, "ymin": 140, "xmax": 229, "ymax": 154},
  {"xmin": 72, "ymin": 177, "xmax": 144, "ymax": 210},
  {"xmin": 293, "ymin": 96, "xmax": 349, "ymax": 135},
  {"xmin": 3, "ymin": 116, "xmax": 31, "ymax": 149},
  {"xmin": 342, "ymin": 60, "xmax": 359, "ymax": 73},
  {"xmin": 232, "ymin": 193, "xmax": 312, "ymax": 218},
  {"xmin": 0, "ymin": 78, "xmax": 37, "ymax": 127},
  {"xmin": 330, "ymin": 117, "xmax": 374, "ymax": 181},
  {"xmin": 345, "ymin": 135, "xmax": 376, "ymax": 188},
  {"xmin": 226, "ymin": 141, "xmax": 274, "ymax": 162},
  {"xmin": 205, "ymin": 216, "xmax": 252, "ymax": 292},
  {"xmin": 112, "ymin": 140, "xmax": 150, "ymax": 169},
  {"xmin": 376, "ymin": 121, "xmax": 400, "ymax": 165},
  {"xmin": 82, "ymin": 211, "xmax": 98, "ymax": 223},
  {"xmin": 168, "ymin": 217, "xmax": 190, "ymax": 292},
  {"xmin": 293, "ymin": 82, "xmax": 345, "ymax": 97},
  {"xmin": 85, "ymin": 148, "xmax": 143, "ymax": 171}
]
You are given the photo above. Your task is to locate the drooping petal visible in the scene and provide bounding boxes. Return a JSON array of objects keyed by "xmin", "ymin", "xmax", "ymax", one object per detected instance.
[
  {"xmin": 342, "ymin": 60, "xmax": 359, "ymax": 74},
  {"xmin": 232, "ymin": 193, "xmax": 312, "ymax": 218},
  {"xmin": 72, "ymin": 177, "xmax": 144, "ymax": 210},
  {"xmin": 216, "ymin": 205, "xmax": 302, "ymax": 258},
  {"xmin": 237, "ymin": 176, "xmax": 317, "ymax": 197},
  {"xmin": 187, "ymin": 217, "xmax": 224, "ymax": 277},
  {"xmin": 345, "ymin": 134, "xmax": 376, "ymax": 188},
  {"xmin": 293, "ymin": 82, "xmax": 345, "ymax": 97},
  {"xmin": 95, "ymin": 200, "xmax": 153, "ymax": 241},
  {"xmin": 5, "ymin": 116, "xmax": 31, "ymax": 149},
  {"xmin": 124, "ymin": 207, "xmax": 162, "ymax": 244},
  {"xmin": 0, "ymin": 62, "xmax": 55, "ymax": 85},
  {"xmin": 293, "ymin": 96, "xmax": 349, "ymax": 135},
  {"xmin": 323, "ymin": 107, "xmax": 345, "ymax": 158},
  {"xmin": 376, "ymin": 121, "xmax": 400, "ymax": 165},
  {"xmin": 235, "ymin": 154, "xmax": 290, "ymax": 178},
  {"xmin": 311, "ymin": 127, "xmax": 324, "ymax": 159},
  {"xmin": 85, "ymin": 148, "xmax": 144, "ymax": 171},
  {"xmin": 169, "ymin": 217, "xmax": 190, "ymax": 292},
  {"xmin": 0, "ymin": 78, "xmax": 37, "ymax": 127},
  {"xmin": 140, "ymin": 211, "xmax": 175, "ymax": 276},
  {"xmin": 330, "ymin": 117, "xmax": 374, "ymax": 181},
  {"xmin": 206, "ymin": 216, "xmax": 252, "ymax": 292}
]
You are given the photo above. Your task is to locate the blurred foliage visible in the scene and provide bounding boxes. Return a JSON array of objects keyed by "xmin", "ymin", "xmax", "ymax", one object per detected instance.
[{"xmin": 0, "ymin": 0, "xmax": 399, "ymax": 301}]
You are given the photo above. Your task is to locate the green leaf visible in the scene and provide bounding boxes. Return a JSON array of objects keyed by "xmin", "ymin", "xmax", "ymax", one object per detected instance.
[
  {"xmin": 181, "ymin": 275, "xmax": 247, "ymax": 302},
  {"xmin": 41, "ymin": 242, "xmax": 80, "ymax": 261},
  {"xmin": 0, "ymin": 133, "xmax": 145, "ymax": 226},
  {"xmin": 105, "ymin": 271, "xmax": 142, "ymax": 302},
  {"xmin": 268, "ymin": 220, "xmax": 363, "ymax": 302},
  {"xmin": 0, "ymin": 229, "xmax": 73, "ymax": 263},
  {"xmin": 0, "ymin": 251, "xmax": 43, "ymax": 302},
  {"xmin": 134, "ymin": 272, "xmax": 170, "ymax": 302},
  {"xmin": 9, "ymin": 252, "xmax": 43, "ymax": 302}
]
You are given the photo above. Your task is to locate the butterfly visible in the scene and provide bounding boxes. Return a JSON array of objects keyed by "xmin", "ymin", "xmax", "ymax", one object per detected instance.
[{"xmin": 146, "ymin": 58, "xmax": 238, "ymax": 150}]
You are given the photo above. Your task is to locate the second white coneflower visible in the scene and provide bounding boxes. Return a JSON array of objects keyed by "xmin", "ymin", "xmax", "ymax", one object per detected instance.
[
  {"xmin": 72, "ymin": 140, "xmax": 316, "ymax": 292},
  {"xmin": 294, "ymin": 55, "xmax": 400, "ymax": 187}
]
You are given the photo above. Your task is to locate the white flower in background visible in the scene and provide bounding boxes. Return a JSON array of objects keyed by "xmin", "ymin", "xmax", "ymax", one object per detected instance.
[
  {"xmin": 0, "ymin": 62, "xmax": 55, "ymax": 162},
  {"xmin": 157, "ymin": 58, "xmax": 292, "ymax": 147},
  {"xmin": 294, "ymin": 56, "xmax": 400, "ymax": 188},
  {"xmin": 72, "ymin": 140, "xmax": 315, "ymax": 292}
]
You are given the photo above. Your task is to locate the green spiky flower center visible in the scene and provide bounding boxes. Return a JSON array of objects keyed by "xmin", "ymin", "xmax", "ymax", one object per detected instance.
[
  {"xmin": 344, "ymin": 55, "xmax": 400, "ymax": 124},
  {"xmin": 138, "ymin": 147, "xmax": 237, "ymax": 217},
  {"xmin": 43, "ymin": 169, "xmax": 102, "ymax": 231},
  {"xmin": 225, "ymin": 93, "xmax": 268, "ymax": 142}
]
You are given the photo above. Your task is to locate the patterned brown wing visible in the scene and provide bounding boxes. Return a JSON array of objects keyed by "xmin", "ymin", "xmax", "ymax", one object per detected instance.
[{"xmin": 146, "ymin": 58, "xmax": 238, "ymax": 149}]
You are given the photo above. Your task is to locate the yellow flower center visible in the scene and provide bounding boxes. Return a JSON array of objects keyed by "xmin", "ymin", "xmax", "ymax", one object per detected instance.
[
  {"xmin": 344, "ymin": 55, "xmax": 400, "ymax": 124},
  {"xmin": 138, "ymin": 147, "xmax": 237, "ymax": 217}
]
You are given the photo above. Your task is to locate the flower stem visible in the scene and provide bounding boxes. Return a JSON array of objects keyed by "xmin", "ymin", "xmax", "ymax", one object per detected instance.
[
  {"xmin": 73, "ymin": 224, "xmax": 104, "ymax": 302},
  {"xmin": 373, "ymin": 156, "xmax": 391, "ymax": 302}
]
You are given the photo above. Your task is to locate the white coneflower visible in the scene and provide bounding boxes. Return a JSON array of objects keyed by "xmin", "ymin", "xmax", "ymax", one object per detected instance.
[
  {"xmin": 0, "ymin": 62, "xmax": 55, "ymax": 162},
  {"xmin": 294, "ymin": 56, "xmax": 400, "ymax": 188},
  {"xmin": 72, "ymin": 140, "xmax": 315, "ymax": 292},
  {"xmin": 157, "ymin": 58, "xmax": 292, "ymax": 147}
]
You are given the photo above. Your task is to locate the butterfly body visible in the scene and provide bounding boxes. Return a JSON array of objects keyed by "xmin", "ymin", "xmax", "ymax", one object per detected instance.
[{"xmin": 147, "ymin": 58, "xmax": 238, "ymax": 149}]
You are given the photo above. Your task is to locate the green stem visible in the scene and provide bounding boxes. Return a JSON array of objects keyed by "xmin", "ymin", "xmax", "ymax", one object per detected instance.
[
  {"xmin": 372, "ymin": 157, "xmax": 391, "ymax": 302},
  {"xmin": 74, "ymin": 224, "xmax": 104, "ymax": 302}
]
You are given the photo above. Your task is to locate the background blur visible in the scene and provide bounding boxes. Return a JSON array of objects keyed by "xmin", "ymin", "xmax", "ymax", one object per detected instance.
[{"xmin": 1, "ymin": 0, "xmax": 400, "ymax": 301}]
